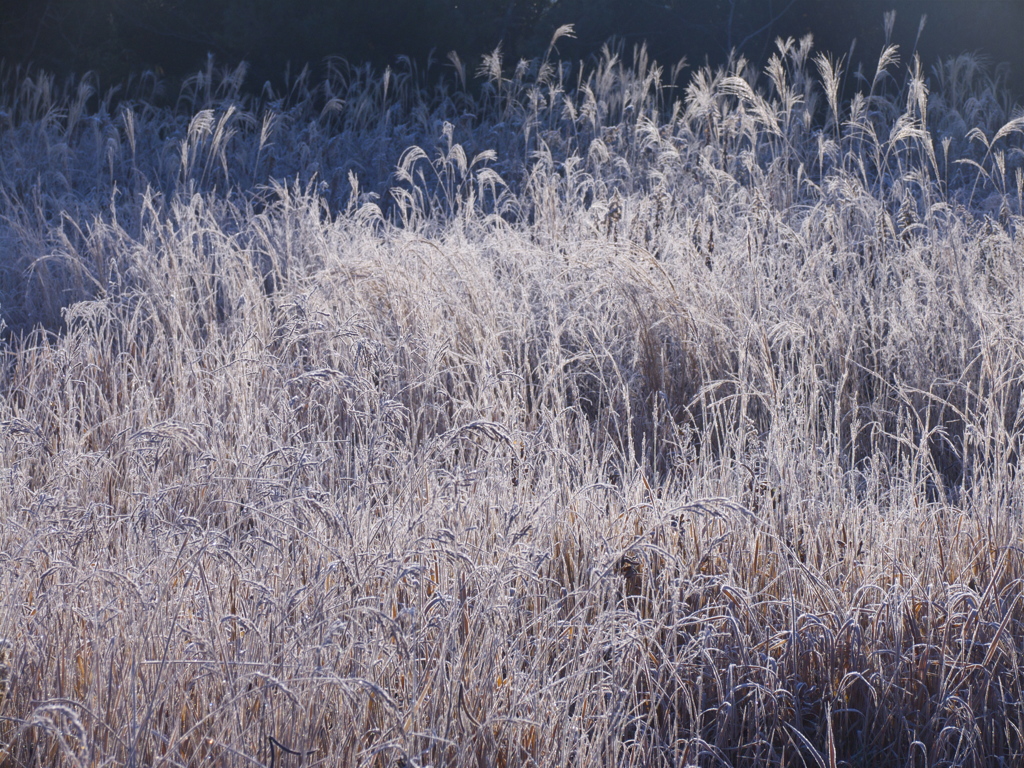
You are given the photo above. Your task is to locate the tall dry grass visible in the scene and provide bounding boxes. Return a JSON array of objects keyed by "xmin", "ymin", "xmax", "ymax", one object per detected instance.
[{"xmin": 1, "ymin": 22, "xmax": 1024, "ymax": 767}]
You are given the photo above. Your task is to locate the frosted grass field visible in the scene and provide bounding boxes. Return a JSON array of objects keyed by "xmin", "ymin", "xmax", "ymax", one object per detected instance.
[{"xmin": 1, "ymin": 20, "xmax": 1024, "ymax": 767}]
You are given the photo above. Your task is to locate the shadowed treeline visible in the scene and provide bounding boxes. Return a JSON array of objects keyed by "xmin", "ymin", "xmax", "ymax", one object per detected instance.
[{"xmin": 1, "ymin": 0, "xmax": 1021, "ymax": 100}]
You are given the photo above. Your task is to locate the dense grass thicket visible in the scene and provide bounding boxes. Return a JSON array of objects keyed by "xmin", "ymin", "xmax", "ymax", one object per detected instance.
[{"xmin": 2, "ymin": 22, "xmax": 1024, "ymax": 766}]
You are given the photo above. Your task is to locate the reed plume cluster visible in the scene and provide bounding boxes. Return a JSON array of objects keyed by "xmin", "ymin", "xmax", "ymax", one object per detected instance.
[{"xmin": 0, "ymin": 20, "xmax": 1023, "ymax": 767}]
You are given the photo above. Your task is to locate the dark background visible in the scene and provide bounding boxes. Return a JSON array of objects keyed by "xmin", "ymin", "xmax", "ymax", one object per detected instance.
[{"xmin": 1, "ymin": 0, "xmax": 1022, "ymax": 100}]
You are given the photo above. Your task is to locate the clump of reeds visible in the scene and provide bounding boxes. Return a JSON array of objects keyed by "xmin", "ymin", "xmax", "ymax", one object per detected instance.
[{"xmin": 0, "ymin": 16, "xmax": 1022, "ymax": 767}]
